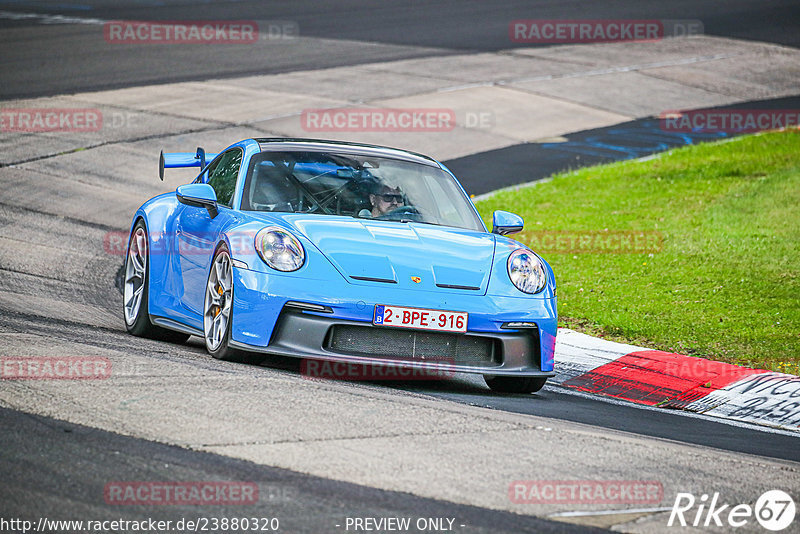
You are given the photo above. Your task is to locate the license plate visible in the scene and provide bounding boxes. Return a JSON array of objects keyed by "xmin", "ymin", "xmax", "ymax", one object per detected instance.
[{"xmin": 373, "ymin": 305, "xmax": 468, "ymax": 333}]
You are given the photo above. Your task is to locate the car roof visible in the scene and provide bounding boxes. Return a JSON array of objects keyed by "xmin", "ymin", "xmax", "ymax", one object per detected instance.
[{"xmin": 253, "ymin": 138, "xmax": 441, "ymax": 168}]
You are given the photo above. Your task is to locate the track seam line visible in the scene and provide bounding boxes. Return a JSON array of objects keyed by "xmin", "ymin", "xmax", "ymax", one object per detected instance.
[
  {"xmin": 0, "ymin": 123, "xmax": 230, "ymax": 167},
  {"xmin": 0, "ymin": 200, "xmax": 119, "ymax": 232},
  {"xmin": 194, "ymin": 424, "xmax": 541, "ymax": 448}
]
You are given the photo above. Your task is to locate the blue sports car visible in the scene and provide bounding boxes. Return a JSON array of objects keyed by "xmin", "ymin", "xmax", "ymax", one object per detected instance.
[{"xmin": 123, "ymin": 138, "xmax": 557, "ymax": 393}]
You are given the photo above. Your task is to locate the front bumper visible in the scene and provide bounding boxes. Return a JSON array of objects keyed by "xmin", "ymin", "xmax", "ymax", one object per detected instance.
[{"xmin": 230, "ymin": 266, "xmax": 557, "ymax": 376}]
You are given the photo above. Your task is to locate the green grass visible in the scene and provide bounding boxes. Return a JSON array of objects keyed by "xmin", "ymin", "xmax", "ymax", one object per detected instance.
[{"xmin": 475, "ymin": 131, "xmax": 800, "ymax": 375}]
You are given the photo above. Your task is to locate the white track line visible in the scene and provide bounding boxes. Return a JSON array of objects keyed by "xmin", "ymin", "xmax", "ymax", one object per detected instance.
[
  {"xmin": 0, "ymin": 10, "xmax": 105, "ymax": 25},
  {"xmin": 549, "ymin": 506, "xmax": 674, "ymax": 518}
]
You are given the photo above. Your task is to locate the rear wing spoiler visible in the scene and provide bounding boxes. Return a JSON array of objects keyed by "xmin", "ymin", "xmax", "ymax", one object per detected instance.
[{"xmin": 159, "ymin": 147, "xmax": 219, "ymax": 180}]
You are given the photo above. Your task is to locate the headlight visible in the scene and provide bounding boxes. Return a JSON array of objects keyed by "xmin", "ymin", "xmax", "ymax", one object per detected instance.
[
  {"xmin": 507, "ymin": 249, "xmax": 546, "ymax": 294},
  {"xmin": 255, "ymin": 226, "xmax": 305, "ymax": 272}
]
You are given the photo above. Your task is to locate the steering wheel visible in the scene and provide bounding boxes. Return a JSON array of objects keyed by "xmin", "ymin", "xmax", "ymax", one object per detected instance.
[{"xmin": 377, "ymin": 205, "xmax": 422, "ymax": 221}]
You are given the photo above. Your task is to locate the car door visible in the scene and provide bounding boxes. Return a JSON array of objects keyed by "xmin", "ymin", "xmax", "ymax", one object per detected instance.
[{"xmin": 176, "ymin": 148, "xmax": 243, "ymax": 319}]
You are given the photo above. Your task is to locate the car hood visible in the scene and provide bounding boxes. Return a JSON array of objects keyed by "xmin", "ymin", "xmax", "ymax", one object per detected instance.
[{"xmin": 274, "ymin": 214, "xmax": 496, "ymax": 293}]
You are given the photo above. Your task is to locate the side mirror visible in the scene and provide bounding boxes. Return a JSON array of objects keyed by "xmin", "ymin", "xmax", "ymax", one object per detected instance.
[
  {"xmin": 177, "ymin": 183, "xmax": 218, "ymax": 218},
  {"xmin": 492, "ymin": 210, "xmax": 523, "ymax": 235}
]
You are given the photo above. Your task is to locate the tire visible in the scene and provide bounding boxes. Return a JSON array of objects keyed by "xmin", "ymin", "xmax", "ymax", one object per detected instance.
[
  {"xmin": 123, "ymin": 220, "xmax": 190, "ymax": 343},
  {"xmin": 484, "ymin": 376, "xmax": 547, "ymax": 394},
  {"xmin": 203, "ymin": 244, "xmax": 263, "ymax": 364}
]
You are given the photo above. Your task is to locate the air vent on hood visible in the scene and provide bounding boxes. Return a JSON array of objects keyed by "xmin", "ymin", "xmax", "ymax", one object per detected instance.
[
  {"xmin": 436, "ymin": 284, "xmax": 481, "ymax": 291},
  {"xmin": 350, "ymin": 276, "xmax": 397, "ymax": 284}
]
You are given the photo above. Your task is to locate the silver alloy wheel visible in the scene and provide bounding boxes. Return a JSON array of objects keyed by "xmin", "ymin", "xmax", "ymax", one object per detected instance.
[
  {"xmin": 123, "ymin": 227, "xmax": 147, "ymax": 326},
  {"xmin": 204, "ymin": 250, "xmax": 233, "ymax": 352}
]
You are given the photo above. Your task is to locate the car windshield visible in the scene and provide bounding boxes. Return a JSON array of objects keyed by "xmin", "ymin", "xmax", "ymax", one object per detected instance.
[{"xmin": 240, "ymin": 150, "xmax": 485, "ymax": 231}]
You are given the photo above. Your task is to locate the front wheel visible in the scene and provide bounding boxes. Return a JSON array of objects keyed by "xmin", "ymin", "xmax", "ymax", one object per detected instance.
[
  {"xmin": 203, "ymin": 245, "xmax": 262, "ymax": 364},
  {"xmin": 484, "ymin": 376, "xmax": 547, "ymax": 394}
]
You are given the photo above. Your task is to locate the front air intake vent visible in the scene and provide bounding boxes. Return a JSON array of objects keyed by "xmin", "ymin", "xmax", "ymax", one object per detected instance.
[{"xmin": 325, "ymin": 325, "xmax": 499, "ymax": 367}]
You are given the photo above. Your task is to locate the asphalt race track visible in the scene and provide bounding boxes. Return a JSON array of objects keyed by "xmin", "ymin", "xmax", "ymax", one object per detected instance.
[
  {"xmin": 447, "ymin": 95, "xmax": 800, "ymax": 195},
  {"xmin": 1, "ymin": 2, "xmax": 799, "ymax": 533},
  {"xmin": 1, "ymin": 407, "xmax": 593, "ymax": 534},
  {"xmin": 397, "ymin": 376, "xmax": 800, "ymax": 464},
  {"xmin": 1, "ymin": 0, "xmax": 800, "ymax": 99}
]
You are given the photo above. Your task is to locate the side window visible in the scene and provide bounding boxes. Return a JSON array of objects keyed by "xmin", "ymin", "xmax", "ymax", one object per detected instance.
[{"xmin": 206, "ymin": 149, "xmax": 242, "ymax": 207}]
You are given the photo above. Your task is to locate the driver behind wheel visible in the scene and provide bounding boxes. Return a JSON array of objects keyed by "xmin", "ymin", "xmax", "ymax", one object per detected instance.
[{"xmin": 358, "ymin": 183, "xmax": 404, "ymax": 218}]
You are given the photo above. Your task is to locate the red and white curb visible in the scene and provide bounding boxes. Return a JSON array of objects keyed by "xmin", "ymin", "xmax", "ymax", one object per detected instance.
[{"xmin": 553, "ymin": 329, "xmax": 800, "ymax": 432}]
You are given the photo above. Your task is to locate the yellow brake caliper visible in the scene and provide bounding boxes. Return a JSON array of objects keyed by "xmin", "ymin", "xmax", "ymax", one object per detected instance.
[{"xmin": 214, "ymin": 285, "xmax": 223, "ymax": 316}]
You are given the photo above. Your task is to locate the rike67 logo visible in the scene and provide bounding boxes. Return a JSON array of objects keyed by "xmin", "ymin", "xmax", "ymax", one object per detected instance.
[{"xmin": 669, "ymin": 490, "xmax": 795, "ymax": 531}]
